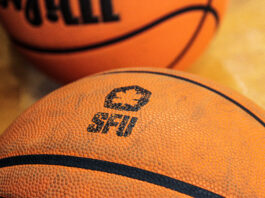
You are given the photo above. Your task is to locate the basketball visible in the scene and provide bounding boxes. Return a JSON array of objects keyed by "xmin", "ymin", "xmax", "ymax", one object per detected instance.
[
  {"xmin": 0, "ymin": 68, "xmax": 264, "ymax": 197},
  {"xmin": 0, "ymin": 0, "xmax": 228, "ymax": 82}
]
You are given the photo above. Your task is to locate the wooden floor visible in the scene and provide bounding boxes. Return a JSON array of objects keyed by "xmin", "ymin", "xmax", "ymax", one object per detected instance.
[{"xmin": 0, "ymin": 0, "xmax": 264, "ymax": 133}]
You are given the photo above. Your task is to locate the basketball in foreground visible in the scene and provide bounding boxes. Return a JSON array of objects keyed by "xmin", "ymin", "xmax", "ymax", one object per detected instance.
[
  {"xmin": 0, "ymin": 68, "xmax": 264, "ymax": 197},
  {"xmin": 0, "ymin": 0, "xmax": 227, "ymax": 82}
]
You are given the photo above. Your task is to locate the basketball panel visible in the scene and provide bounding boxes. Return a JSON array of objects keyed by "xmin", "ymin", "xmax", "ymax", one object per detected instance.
[
  {"xmin": 0, "ymin": 165, "xmax": 192, "ymax": 198},
  {"xmin": 15, "ymin": 12, "xmax": 206, "ymax": 82},
  {"xmin": 171, "ymin": 13, "xmax": 216, "ymax": 69},
  {"xmin": 0, "ymin": 69, "xmax": 264, "ymax": 196},
  {"xmin": 0, "ymin": 0, "xmax": 209, "ymax": 47}
]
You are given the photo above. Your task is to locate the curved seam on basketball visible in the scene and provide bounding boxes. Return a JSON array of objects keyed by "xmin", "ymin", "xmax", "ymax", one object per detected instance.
[
  {"xmin": 11, "ymin": 5, "xmax": 219, "ymax": 54},
  {"xmin": 167, "ymin": 0, "xmax": 213, "ymax": 68},
  {"xmin": 100, "ymin": 70, "xmax": 265, "ymax": 128},
  {"xmin": 0, "ymin": 155, "xmax": 224, "ymax": 198}
]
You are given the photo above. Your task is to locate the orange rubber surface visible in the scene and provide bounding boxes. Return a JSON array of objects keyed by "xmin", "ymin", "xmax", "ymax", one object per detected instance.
[
  {"xmin": 0, "ymin": 68, "xmax": 264, "ymax": 197},
  {"xmin": 0, "ymin": 0, "xmax": 227, "ymax": 82}
]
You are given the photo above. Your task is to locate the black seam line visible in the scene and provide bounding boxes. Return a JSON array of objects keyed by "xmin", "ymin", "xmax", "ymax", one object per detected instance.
[
  {"xmin": 0, "ymin": 154, "xmax": 224, "ymax": 198},
  {"xmin": 101, "ymin": 70, "xmax": 265, "ymax": 128},
  {"xmin": 11, "ymin": 5, "xmax": 219, "ymax": 54},
  {"xmin": 167, "ymin": 0, "xmax": 213, "ymax": 68}
]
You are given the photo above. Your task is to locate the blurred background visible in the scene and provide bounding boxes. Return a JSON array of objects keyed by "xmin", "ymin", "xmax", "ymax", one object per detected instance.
[{"xmin": 0, "ymin": 0, "xmax": 264, "ymax": 133}]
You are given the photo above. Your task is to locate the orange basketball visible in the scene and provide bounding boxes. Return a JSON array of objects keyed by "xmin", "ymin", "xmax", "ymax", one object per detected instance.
[
  {"xmin": 0, "ymin": 0, "xmax": 227, "ymax": 82},
  {"xmin": 0, "ymin": 68, "xmax": 264, "ymax": 197}
]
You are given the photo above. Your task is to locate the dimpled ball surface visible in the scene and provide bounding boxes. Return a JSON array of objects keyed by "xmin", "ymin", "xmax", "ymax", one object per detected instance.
[{"xmin": 0, "ymin": 68, "xmax": 264, "ymax": 197}]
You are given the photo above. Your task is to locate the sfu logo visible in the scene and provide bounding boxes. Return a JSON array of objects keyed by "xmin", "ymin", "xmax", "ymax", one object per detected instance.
[
  {"xmin": 0, "ymin": 0, "xmax": 120, "ymax": 26},
  {"xmin": 87, "ymin": 86, "xmax": 152, "ymax": 137}
]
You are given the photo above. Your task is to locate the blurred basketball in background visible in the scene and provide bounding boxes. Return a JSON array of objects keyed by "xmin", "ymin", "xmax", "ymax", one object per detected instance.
[
  {"xmin": 0, "ymin": 68, "xmax": 264, "ymax": 197},
  {"xmin": 0, "ymin": 0, "xmax": 227, "ymax": 82}
]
